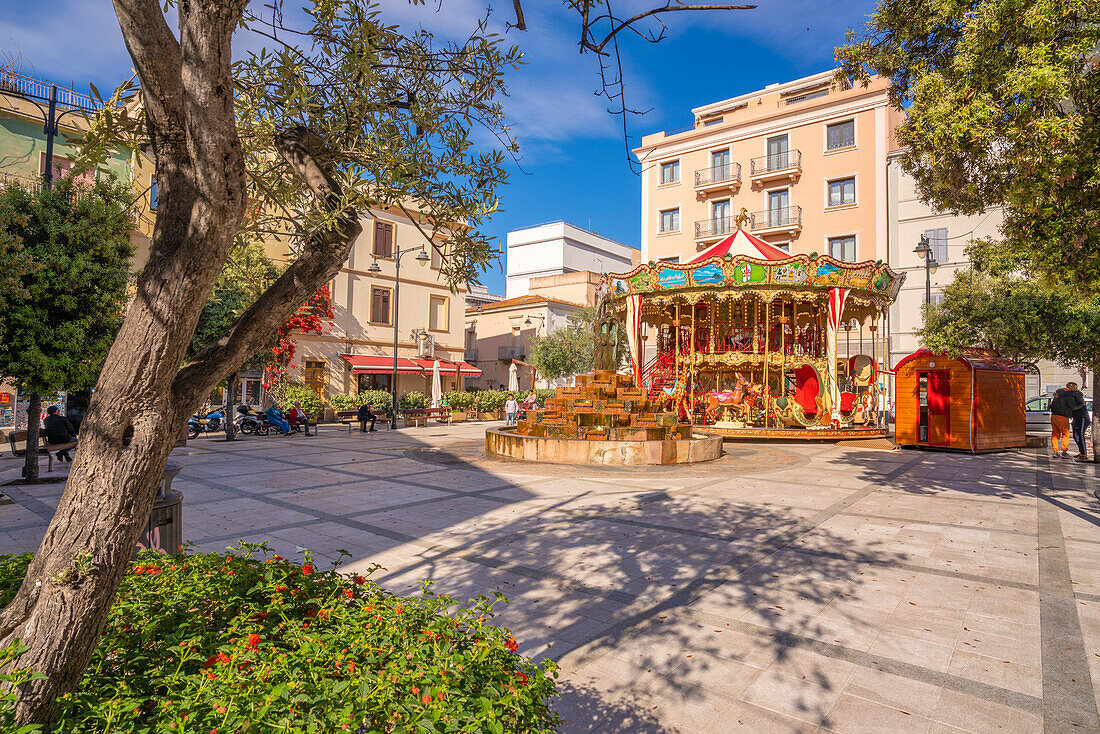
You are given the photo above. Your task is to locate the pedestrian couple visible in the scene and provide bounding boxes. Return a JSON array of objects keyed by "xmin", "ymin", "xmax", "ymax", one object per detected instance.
[{"xmin": 1050, "ymin": 382, "xmax": 1091, "ymax": 460}]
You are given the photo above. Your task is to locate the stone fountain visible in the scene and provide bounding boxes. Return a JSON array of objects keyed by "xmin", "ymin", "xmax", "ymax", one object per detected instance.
[{"xmin": 484, "ymin": 284, "xmax": 722, "ymax": 466}]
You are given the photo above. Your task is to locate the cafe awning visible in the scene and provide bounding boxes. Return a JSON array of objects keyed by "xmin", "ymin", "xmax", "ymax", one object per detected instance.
[{"xmin": 340, "ymin": 354, "xmax": 424, "ymax": 375}]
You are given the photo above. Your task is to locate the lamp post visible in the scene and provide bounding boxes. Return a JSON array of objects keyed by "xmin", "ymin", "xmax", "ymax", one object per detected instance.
[
  {"xmin": 368, "ymin": 243, "xmax": 430, "ymax": 428},
  {"xmin": 913, "ymin": 235, "xmax": 939, "ymax": 305}
]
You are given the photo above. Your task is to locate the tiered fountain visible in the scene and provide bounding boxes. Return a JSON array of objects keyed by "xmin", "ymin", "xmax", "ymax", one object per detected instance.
[{"xmin": 484, "ymin": 288, "xmax": 723, "ymax": 466}]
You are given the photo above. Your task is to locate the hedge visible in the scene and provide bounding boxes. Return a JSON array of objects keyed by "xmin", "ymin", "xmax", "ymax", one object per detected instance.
[{"xmin": 0, "ymin": 544, "xmax": 559, "ymax": 733}]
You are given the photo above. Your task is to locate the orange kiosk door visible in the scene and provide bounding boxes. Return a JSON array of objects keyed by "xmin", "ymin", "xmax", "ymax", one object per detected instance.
[{"xmin": 917, "ymin": 371, "xmax": 951, "ymax": 446}]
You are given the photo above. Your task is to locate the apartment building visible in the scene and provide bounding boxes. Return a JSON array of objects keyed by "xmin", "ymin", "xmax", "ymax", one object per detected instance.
[
  {"xmin": 635, "ymin": 70, "xmax": 901, "ymax": 265},
  {"xmin": 285, "ymin": 206, "xmax": 476, "ymax": 403},
  {"xmin": 505, "ymin": 220, "xmax": 638, "ymax": 298},
  {"xmin": 886, "ymin": 151, "xmax": 1078, "ymax": 397}
]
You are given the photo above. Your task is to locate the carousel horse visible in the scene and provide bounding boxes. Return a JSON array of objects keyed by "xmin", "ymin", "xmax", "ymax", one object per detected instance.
[{"xmin": 709, "ymin": 372, "xmax": 760, "ymax": 424}]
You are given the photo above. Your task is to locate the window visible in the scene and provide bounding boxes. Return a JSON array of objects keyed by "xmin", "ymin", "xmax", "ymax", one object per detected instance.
[
  {"xmin": 659, "ymin": 160, "xmax": 680, "ymax": 184},
  {"xmin": 766, "ymin": 135, "xmax": 789, "ymax": 171},
  {"xmin": 149, "ymin": 177, "xmax": 158, "ymax": 211},
  {"xmin": 702, "ymin": 117, "xmax": 723, "ymax": 126},
  {"xmin": 658, "ymin": 256, "xmax": 680, "ymax": 264},
  {"xmin": 372, "ymin": 221, "xmax": 394, "ymax": 258},
  {"xmin": 785, "ymin": 87, "xmax": 829, "ymax": 106},
  {"xmin": 429, "ymin": 295, "xmax": 448, "ymax": 331},
  {"xmin": 827, "ymin": 177, "xmax": 856, "ymax": 207},
  {"xmin": 659, "ymin": 208, "xmax": 680, "ymax": 233},
  {"xmin": 924, "ymin": 227, "xmax": 948, "ymax": 263},
  {"xmin": 826, "ymin": 120, "xmax": 855, "ymax": 150},
  {"xmin": 370, "ymin": 286, "xmax": 391, "ymax": 324},
  {"xmin": 430, "ymin": 241, "xmax": 446, "ymax": 270},
  {"xmin": 930, "ymin": 292, "xmax": 946, "ymax": 306},
  {"xmin": 40, "ymin": 153, "xmax": 94, "ymax": 186},
  {"xmin": 828, "ymin": 235, "xmax": 857, "ymax": 262},
  {"xmin": 712, "ymin": 199, "xmax": 731, "ymax": 228},
  {"xmin": 768, "ymin": 190, "xmax": 789, "ymax": 226},
  {"xmin": 303, "ymin": 360, "xmax": 326, "ymax": 398}
]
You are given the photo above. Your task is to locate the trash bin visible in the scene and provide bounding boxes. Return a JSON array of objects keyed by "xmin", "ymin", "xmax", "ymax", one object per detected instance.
[{"xmin": 135, "ymin": 462, "xmax": 184, "ymax": 556}]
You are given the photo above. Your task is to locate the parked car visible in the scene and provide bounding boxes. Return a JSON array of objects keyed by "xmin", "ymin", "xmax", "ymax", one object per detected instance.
[{"xmin": 1025, "ymin": 394, "xmax": 1094, "ymax": 432}]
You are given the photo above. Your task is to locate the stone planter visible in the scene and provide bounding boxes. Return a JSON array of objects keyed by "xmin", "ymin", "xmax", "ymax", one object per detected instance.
[
  {"xmin": 449, "ymin": 412, "xmax": 466, "ymax": 423},
  {"xmin": 479, "ymin": 411, "xmax": 501, "ymax": 421}
]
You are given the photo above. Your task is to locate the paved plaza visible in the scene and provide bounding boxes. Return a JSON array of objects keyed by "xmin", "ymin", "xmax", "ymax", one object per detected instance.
[{"xmin": 2, "ymin": 423, "xmax": 1100, "ymax": 733}]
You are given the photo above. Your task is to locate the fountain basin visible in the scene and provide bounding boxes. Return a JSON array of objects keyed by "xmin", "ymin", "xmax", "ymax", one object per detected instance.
[{"xmin": 485, "ymin": 427, "xmax": 723, "ymax": 466}]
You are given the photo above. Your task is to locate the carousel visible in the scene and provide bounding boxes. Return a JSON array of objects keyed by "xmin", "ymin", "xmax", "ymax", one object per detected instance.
[{"xmin": 605, "ymin": 212, "xmax": 905, "ymax": 439}]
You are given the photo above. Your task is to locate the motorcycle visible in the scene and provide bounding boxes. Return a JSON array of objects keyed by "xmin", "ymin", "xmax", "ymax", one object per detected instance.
[
  {"xmin": 188, "ymin": 407, "xmax": 225, "ymax": 439},
  {"xmin": 236, "ymin": 404, "xmax": 271, "ymax": 436}
]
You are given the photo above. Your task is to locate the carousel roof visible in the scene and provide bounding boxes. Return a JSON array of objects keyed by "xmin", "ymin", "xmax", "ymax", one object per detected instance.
[{"xmin": 689, "ymin": 228, "xmax": 789, "ymax": 263}]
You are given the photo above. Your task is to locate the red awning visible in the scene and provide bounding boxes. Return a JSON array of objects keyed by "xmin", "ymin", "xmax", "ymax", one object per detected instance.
[
  {"xmin": 690, "ymin": 228, "xmax": 789, "ymax": 263},
  {"xmin": 341, "ymin": 354, "xmax": 424, "ymax": 375},
  {"xmin": 409, "ymin": 358, "xmax": 483, "ymax": 377}
]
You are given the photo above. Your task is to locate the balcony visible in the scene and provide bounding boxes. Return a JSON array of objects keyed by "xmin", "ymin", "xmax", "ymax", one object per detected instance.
[
  {"xmin": 694, "ymin": 216, "xmax": 733, "ymax": 243},
  {"xmin": 464, "ymin": 349, "xmax": 478, "ymax": 362},
  {"xmin": 498, "ymin": 345, "xmax": 525, "ymax": 362},
  {"xmin": 693, "ymin": 162, "xmax": 741, "ymax": 195},
  {"xmin": 749, "ymin": 150, "xmax": 802, "ymax": 185},
  {"xmin": 749, "ymin": 206, "xmax": 802, "ymax": 236}
]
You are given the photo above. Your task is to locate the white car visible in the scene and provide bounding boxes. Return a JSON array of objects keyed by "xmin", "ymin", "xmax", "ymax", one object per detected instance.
[{"xmin": 1025, "ymin": 395, "xmax": 1093, "ymax": 432}]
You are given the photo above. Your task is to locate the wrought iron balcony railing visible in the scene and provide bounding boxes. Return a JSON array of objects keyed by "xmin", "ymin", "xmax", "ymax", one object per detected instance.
[
  {"xmin": 749, "ymin": 149, "xmax": 802, "ymax": 176},
  {"xmin": 464, "ymin": 349, "xmax": 478, "ymax": 362},
  {"xmin": 694, "ymin": 162, "xmax": 741, "ymax": 187},
  {"xmin": 498, "ymin": 345, "xmax": 525, "ymax": 361},
  {"xmin": 749, "ymin": 206, "xmax": 802, "ymax": 231},
  {"xmin": 694, "ymin": 217, "xmax": 733, "ymax": 239}
]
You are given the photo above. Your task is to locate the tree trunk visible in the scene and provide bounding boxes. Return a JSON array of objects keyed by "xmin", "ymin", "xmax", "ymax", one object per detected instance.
[
  {"xmin": 21, "ymin": 392, "xmax": 41, "ymax": 483},
  {"xmin": 224, "ymin": 373, "xmax": 238, "ymax": 441}
]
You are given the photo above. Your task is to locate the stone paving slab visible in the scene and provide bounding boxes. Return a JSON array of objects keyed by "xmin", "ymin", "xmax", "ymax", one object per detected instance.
[{"xmin": 2, "ymin": 422, "xmax": 1099, "ymax": 733}]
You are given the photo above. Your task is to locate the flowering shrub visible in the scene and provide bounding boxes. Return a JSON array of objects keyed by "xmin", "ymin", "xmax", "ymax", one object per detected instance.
[
  {"xmin": 264, "ymin": 286, "xmax": 334, "ymax": 390},
  {"xmin": 330, "ymin": 390, "xmax": 393, "ymax": 412},
  {"xmin": 276, "ymin": 383, "xmax": 323, "ymax": 417},
  {"xmin": 0, "ymin": 544, "xmax": 559, "ymax": 733},
  {"xmin": 399, "ymin": 391, "xmax": 428, "ymax": 411}
]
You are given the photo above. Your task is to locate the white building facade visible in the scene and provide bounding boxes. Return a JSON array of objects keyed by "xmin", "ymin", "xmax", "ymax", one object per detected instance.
[{"xmin": 505, "ymin": 220, "xmax": 638, "ymax": 299}]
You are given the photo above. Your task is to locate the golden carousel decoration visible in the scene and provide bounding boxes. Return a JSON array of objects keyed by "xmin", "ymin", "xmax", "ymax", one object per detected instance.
[{"xmin": 606, "ymin": 210, "xmax": 905, "ymax": 440}]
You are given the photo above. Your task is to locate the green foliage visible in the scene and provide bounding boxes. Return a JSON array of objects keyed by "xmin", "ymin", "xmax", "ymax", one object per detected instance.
[
  {"xmin": 276, "ymin": 383, "xmax": 323, "ymax": 416},
  {"xmin": 0, "ymin": 545, "xmax": 558, "ymax": 733},
  {"xmin": 535, "ymin": 389, "xmax": 556, "ymax": 404},
  {"xmin": 445, "ymin": 391, "xmax": 475, "ymax": 411},
  {"xmin": 1, "ymin": 640, "xmax": 46, "ymax": 734},
  {"xmin": 329, "ymin": 390, "xmax": 393, "ymax": 412},
  {"xmin": 473, "ymin": 390, "xmax": 508, "ymax": 412},
  {"xmin": 399, "ymin": 391, "xmax": 428, "ymax": 411},
  {"xmin": 837, "ymin": 0, "xmax": 1100, "ymax": 288},
  {"xmin": 918, "ymin": 249, "xmax": 1100, "ymax": 371},
  {"xmin": 529, "ymin": 308, "xmax": 593, "ymax": 380},
  {"xmin": 0, "ymin": 178, "xmax": 134, "ymax": 395}
]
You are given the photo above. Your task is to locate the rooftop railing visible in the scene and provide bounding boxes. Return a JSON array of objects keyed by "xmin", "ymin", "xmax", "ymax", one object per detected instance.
[{"xmin": 0, "ymin": 70, "xmax": 100, "ymax": 111}]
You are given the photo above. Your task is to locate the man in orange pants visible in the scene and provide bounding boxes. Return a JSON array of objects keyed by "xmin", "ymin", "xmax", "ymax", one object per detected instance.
[{"xmin": 1049, "ymin": 385, "xmax": 1082, "ymax": 458}]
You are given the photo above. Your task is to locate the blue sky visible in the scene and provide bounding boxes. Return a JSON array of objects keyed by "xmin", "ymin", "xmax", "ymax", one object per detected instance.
[{"xmin": 0, "ymin": 0, "xmax": 878, "ymax": 295}]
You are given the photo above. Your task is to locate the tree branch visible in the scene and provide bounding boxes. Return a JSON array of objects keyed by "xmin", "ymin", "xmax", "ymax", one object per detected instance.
[
  {"xmin": 110, "ymin": 0, "xmax": 184, "ymax": 128},
  {"xmin": 585, "ymin": 2, "xmax": 757, "ymax": 54},
  {"xmin": 171, "ymin": 127, "xmax": 362, "ymax": 406}
]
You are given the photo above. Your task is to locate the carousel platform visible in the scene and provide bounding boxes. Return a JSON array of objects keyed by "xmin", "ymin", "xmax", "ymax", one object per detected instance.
[{"xmin": 704, "ymin": 424, "xmax": 888, "ymax": 441}]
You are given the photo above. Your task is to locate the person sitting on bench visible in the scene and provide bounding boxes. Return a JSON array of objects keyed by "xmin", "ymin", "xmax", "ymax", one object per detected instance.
[
  {"xmin": 43, "ymin": 405, "xmax": 77, "ymax": 462},
  {"xmin": 287, "ymin": 401, "xmax": 313, "ymax": 436},
  {"xmin": 357, "ymin": 402, "xmax": 376, "ymax": 432}
]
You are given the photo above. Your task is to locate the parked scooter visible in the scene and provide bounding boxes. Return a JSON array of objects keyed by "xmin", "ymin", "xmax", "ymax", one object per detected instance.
[
  {"xmin": 188, "ymin": 407, "xmax": 225, "ymax": 439},
  {"xmin": 235, "ymin": 404, "xmax": 271, "ymax": 436}
]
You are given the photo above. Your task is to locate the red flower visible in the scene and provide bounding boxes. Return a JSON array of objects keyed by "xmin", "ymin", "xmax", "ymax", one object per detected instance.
[
  {"xmin": 342, "ymin": 588, "xmax": 353, "ymax": 599},
  {"xmin": 301, "ymin": 564, "xmax": 314, "ymax": 575},
  {"xmin": 505, "ymin": 637, "xmax": 518, "ymax": 654},
  {"xmin": 422, "ymin": 694, "xmax": 432, "ymax": 705},
  {"xmin": 353, "ymin": 575, "xmax": 366, "ymax": 585},
  {"xmin": 204, "ymin": 653, "xmax": 231, "ymax": 668},
  {"xmin": 245, "ymin": 634, "xmax": 261, "ymax": 651},
  {"xmin": 274, "ymin": 585, "xmax": 288, "ymax": 593},
  {"xmin": 273, "ymin": 555, "xmax": 283, "ymax": 562},
  {"xmin": 411, "ymin": 687, "xmax": 419, "ymax": 695},
  {"xmin": 516, "ymin": 671, "xmax": 529, "ymax": 685}
]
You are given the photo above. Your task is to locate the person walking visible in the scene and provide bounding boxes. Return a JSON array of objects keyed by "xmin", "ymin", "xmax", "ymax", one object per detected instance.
[
  {"xmin": 504, "ymin": 394, "xmax": 519, "ymax": 427},
  {"xmin": 1067, "ymin": 381, "xmax": 1092, "ymax": 460},
  {"xmin": 1049, "ymin": 384, "xmax": 1083, "ymax": 458},
  {"xmin": 357, "ymin": 402, "xmax": 376, "ymax": 432},
  {"xmin": 43, "ymin": 405, "xmax": 77, "ymax": 462},
  {"xmin": 266, "ymin": 401, "xmax": 293, "ymax": 436}
]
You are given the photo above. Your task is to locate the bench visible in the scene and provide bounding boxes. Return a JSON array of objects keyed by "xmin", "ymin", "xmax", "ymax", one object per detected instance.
[
  {"xmin": 337, "ymin": 408, "xmax": 393, "ymax": 432},
  {"xmin": 7, "ymin": 430, "xmax": 77, "ymax": 473},
  {"xmin": 403, "ymin": 407, "xmax": 452, "ymax": 427}
]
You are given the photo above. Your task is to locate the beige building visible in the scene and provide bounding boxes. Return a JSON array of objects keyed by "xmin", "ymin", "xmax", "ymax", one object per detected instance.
[
  {"xmin": 886, "ymin": 151, "xmax": 1078, "ymax": 397},
  {"xmin": 285, "ymin": 206, "xmax": 475, "ymax": 404},
  {"xmin": 465, "ymin": 271, "xmax": 602, "ymax": 390},
  {"xmin": 635, "ymin": 70, "xmax": 902, "ymax": 265}
]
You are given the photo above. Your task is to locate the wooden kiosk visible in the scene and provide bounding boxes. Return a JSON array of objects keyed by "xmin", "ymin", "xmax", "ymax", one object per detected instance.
[{"xmin": 893, "ymin": 348, "xmax": 1026, "ymax": 452}]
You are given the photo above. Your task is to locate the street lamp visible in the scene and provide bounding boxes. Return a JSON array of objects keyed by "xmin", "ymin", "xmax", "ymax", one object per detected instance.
[
  {"xmin": 368, "ymin": 243, "xmax": 430, "ymax": 428},
  {"xmin": 914, "ymin": 235, "xmax": 939, "ymax": 305}
]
